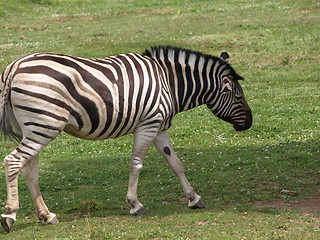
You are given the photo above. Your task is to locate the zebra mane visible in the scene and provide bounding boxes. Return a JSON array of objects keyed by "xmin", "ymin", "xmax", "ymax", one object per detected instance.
[
  {"xmin": 143, "ymin": 46, "xmax": 226, "ymax": 64},
  {"xmin": 143, "ymin": 46, "xmax": 244, "ymax": 81}
]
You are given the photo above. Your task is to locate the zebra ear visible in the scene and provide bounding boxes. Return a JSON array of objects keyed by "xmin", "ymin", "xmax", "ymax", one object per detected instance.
[
  {"xmin": 235, "ymin": 74, "xmax": 245, "ymax": 80},
  {"xmin": 220, "ymin": 51, "xmax": 230, "ymax": 63}
]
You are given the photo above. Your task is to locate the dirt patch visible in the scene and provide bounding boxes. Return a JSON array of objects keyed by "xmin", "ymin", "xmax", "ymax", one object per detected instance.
[{"xmin": 253, "ymin": 198, "xmax": 320, "ymax": 213}]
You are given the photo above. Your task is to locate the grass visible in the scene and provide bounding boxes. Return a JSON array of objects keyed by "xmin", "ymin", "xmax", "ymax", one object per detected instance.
[{"xmin": 0, "ymin": 0, "xmax": 320, "ymax": 239}]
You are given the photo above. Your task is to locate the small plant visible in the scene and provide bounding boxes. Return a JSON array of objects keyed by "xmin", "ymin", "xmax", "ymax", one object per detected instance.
[{"xmin": 75, "ymin": 200, "xmax": 100, "ymax": 215}]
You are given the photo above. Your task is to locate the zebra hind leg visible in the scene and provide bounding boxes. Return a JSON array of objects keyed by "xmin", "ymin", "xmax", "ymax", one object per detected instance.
[
  {"xmin": 1, "ymin": 153, "xmax": 20, "ymax": 233},
  {"xmin": 1, "ymin": 145, "xmax": 32, "ymax": 232},
  {"xmin": 1, "ymin": 138, "xmax": 57, "ymax": 232},
  {"xmin": 22, "ymin": 156, "xmax": 59, "ymax": 225},
  {"xmin": 153, "ymin": 130, "xmax": 205, "ymax": 210}
]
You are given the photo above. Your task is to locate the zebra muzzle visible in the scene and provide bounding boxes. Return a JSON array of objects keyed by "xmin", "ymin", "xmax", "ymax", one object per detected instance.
[{"xmin": 233, "ymin": 110, "xmax": 252, "ymax": 131}]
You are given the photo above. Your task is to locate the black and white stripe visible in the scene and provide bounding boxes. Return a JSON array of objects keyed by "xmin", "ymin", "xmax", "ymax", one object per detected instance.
[
  {"xmin": 1, "ymin": 47, "xmax": 251, "ymax": 144},
  {"xmin": 144, "ymin": 46, "xmax": 252, "ymax": 130},
  {"xmin": 1, "ymin": 52, "xmax": 163, "ymax": 141},
  {"xmin": 0, "ymin": 46, "xmax": 252, "ymax": 231}
]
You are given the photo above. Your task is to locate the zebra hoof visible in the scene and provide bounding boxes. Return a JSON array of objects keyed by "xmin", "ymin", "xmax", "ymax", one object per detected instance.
[
  {"xmin": 189, "ymin": 199, "xmax": 206, "ymax": 209},
  {"xmin": 1, "ymin": 216, "xmax": 15, "ymax": 233},
  {"xmin": 42, "ymin": 214, "xmax": 59, "ymax": 225},
  {"xmin": 50, "ymin": 216, "xmax": 59, "ymax": 224},
  {"xmin": 131, "ymin": 206, "xmax": 147, "ymax": 216}
]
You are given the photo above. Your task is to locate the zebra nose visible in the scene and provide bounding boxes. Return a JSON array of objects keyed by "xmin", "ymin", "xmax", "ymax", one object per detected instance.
[{"xmin": 233, "ymin": 110, "xmax": 252, "ymax": 131}]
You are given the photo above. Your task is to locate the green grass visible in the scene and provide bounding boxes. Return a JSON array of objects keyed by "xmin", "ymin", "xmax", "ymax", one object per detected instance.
[{"xmin": 0, "ymin": 0, "xmax": 320, "ymax": 239}]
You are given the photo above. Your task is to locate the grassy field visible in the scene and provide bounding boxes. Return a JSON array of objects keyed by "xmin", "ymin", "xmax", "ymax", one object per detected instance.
[{"xmin": 0, "ymin": 0, "xmax": 319, "ymax": 239}]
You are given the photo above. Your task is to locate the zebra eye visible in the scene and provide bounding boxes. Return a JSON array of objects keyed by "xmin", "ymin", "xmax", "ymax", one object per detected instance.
[{"xmin": 221, "ymin": 78, "xmax": 232, "ymax": 94}]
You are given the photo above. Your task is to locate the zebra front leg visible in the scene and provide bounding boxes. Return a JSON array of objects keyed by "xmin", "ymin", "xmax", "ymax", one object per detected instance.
[
  {"xmin": 153, "ymin": 130, "xmax": 205, "ymax": 209},
  {"xmin": 22, "ymin": 156, "xmax": 58, "ymax": 225},
  {"xmin": 126, "ymin": 125, "xmax": 158, "ymax": 215},
  {"xmin": 126, "ymin": 155, "xmax": 147, "ymax": 215}
]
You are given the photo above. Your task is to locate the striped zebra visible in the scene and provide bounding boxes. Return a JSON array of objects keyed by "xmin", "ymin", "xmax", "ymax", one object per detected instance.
[{"xmin": 0, "ymin": 46, "xmax": 252, "ymax": 232}]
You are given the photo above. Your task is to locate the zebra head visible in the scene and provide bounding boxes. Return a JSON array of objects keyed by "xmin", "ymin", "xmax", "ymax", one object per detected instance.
[{"xmin": 207, "ymin": 51, "xmax": 252, "ymax": 131}]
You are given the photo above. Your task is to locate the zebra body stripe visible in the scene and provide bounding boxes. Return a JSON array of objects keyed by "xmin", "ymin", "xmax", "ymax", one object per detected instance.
[
  {"xmin": 0, "ymin": 47, "xmax": 252, "ymax": 230},
  {"xmin": 0, "ymin": 46, "xmax": 252, "ymax": 145},
  {"xmin": 5, "ymin": 52, "xmax": 165, "ymax": 141}
]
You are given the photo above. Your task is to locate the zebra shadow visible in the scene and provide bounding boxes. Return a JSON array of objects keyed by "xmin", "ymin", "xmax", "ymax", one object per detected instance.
[{"xmin": 0, "ymin": 138, "xmax": 318, "ymax": 232}]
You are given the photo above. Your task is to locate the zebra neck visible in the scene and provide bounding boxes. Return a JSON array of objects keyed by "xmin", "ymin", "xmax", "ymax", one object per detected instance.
[
  {"xmin": 145, "ymin": 46, "xmax": 223, "ymax": 114},
  {"xmin": 165, "ymin": 54, "xmax": 218, "ymax": 114}
]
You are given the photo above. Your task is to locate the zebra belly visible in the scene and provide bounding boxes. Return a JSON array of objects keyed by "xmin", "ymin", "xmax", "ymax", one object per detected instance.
[{"xmin": 62, "ymin": 113, "xmax": 138, "ymax": 140}]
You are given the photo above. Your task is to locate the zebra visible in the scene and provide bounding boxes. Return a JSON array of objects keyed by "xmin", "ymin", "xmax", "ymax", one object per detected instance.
[{"xmin": 0, "ymin": 46, "xmax": 252, "ymax": 232}]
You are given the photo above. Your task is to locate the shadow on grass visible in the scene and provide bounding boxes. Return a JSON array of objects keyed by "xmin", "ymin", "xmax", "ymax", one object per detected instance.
[{"xmin": 0, "ymin": 138, "xmax": 319, "ymax": 233}]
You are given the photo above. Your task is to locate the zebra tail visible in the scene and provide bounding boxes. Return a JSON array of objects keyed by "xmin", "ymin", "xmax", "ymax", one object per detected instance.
[{"xmin": 0, "ymin": 71, "xmax": 20, "ymax": 142}]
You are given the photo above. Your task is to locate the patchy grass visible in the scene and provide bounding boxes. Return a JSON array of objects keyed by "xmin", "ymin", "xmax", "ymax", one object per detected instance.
[{"xmin": 0, "ymin": 0, "xmax": 320, "ymax": 239}]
